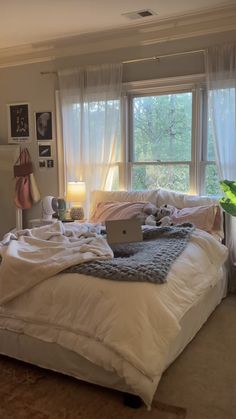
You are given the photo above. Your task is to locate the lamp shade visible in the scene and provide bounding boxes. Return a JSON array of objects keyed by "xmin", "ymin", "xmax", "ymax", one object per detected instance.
[{"xmin": 66, "ymin": 181, "xmax": 86, "ymax": 203}]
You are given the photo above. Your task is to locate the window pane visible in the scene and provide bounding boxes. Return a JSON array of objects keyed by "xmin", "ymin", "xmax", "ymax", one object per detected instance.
[
  {"xmin": 131, "ymin": 164, "xmax": 190, "ymax": 192},
  {"xmin": 85, "ymin": 99, "xmax": 121, "ymax": 160},
  {"xmin": 133, "ymin": 93, "xmax": 192, "ymax": 162},
  {"xmin": 106, "ymin": 166, "xmax": 119, "ymax": 191},
  {"xmin": 204, "ymin": 164, "xmax": 221, "ymax": 196},
  {"xmin": 207, "ymin": 117, "xmax": 215, "ymax": 161}
]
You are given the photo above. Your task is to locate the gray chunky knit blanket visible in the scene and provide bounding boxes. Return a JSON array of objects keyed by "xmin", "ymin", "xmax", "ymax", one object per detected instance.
[{"xmin": 65, "ymin": 223, "xmax": 194, "ymax": 284}]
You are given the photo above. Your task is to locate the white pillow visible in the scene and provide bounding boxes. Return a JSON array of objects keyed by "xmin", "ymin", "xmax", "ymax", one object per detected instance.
[
  {"xmin": 156, "ymin": 188, "xmax": 186, "ymax": 209},
  {"xmin": 90, "ymin": 189, "xmax": 159, "ymax": 217},
  {"xmin": 157, "ymin": 187, "xmax": 219, "ymax": 209},
  {"xmin": 156, "ymin": 188, "xmax": 223, "ymax": 238}
]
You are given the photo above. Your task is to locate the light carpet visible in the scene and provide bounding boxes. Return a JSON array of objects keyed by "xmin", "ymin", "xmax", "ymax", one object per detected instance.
[
  {"xmin": 0, "ymin": 355, "xmax": 185, "ymax": 419},
  {"xmin": 156, "ymin": 295, "xmax": 236, "ymax": 419}
]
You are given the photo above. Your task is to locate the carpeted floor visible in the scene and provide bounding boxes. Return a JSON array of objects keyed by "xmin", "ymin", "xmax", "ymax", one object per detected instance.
[
  {"xmin": 156, "ymin": 295, "xmax": 236, "ymax": 419},
  {"xmin": 0, "ymin": 356, "xmax": 185, "ymax": 419},
  {"xmin": 0, "ymin": 295, "xmax": 235, "ymax": 419}
]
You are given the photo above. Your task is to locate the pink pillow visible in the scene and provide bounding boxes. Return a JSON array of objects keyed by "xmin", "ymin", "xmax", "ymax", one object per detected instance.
[
  {"xmin": 90, "ymin": 201, "xmax": 157, "ymax": 223},
  {"xmin": 170, "ymin": 204, "xmax": 219, "ymax": 232}
]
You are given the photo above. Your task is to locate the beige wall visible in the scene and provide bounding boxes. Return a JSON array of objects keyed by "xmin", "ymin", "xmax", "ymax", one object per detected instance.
[
  {"xmin": 0, "ymin": 29, "xmax": 236, "ymax": 226},
  {"xmin": 0, "ymin": 61, "xmax": 58, "ymax": 225},
  {"xmin": 0, "ymin": 145, "xmax": 20, "ymax": 238}
]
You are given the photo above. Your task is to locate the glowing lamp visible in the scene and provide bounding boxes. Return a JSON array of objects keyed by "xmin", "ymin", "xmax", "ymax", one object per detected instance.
[{"xmin": 66, "ymin": 181, "xmax": 86, "ymax": 220}]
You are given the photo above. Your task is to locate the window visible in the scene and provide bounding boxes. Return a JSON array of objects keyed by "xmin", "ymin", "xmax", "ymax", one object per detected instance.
[
  {"xmin": 123, "ymin": 80, "xmax": 220, "ymax": 197},
  {"xmin": 130, "ymin": 91, "xmax": 192, "ymax": 192},
  {"xmin": 201, "ymin": 90, "xmax": 221, "ymax": 196},
  {"xmin": 70, "ymin": 98, "xmax": 121, "ymax": 190}
]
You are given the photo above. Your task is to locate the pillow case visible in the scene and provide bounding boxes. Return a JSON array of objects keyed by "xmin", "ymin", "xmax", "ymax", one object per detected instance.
[
  {"xmin": 157, "ymin": 188, "xmax": 223, "ymax": 237},
  {"xmin": 157, "ymin": 187, "xmax": 218, "ymax": 209},
  {"xmin": 90, "ymin": 189, "xmax": 159, "ymax": 217},
  {"xmin": 90, "ymin": 201, "xmax": 157, "ymax": 223},
  {"xmin": 167, "ymin": 204, "xmax": 219, "ymax": 232}
]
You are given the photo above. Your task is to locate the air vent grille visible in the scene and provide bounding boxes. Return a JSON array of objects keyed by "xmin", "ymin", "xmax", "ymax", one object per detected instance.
[
  {"xmin": 122, "ymin": 9, "xmax": 157, "ymax": 21},
  {"xmin": 139, "ymin": 10, "xmax": 153, "ymax": 17}
]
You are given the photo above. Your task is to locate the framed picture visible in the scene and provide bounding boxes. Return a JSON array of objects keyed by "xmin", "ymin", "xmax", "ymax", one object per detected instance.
[
  {"xmin": 39, "ymin": 159, "xmax": 46, "ymax": 168},
  {"xmin": 38, "ymin": 144, "xmax": 51, "ymax": 158},
  {"xmin": 7, "ymin": 103, "xmax": 30, "ymax": 143},
  {"xmin": 35, "ymin": 111, "xmax": 53, "ymax": 140},
  {"xmin": 47, "ymin": 159, "xmax": 54, "ymax": 168}
]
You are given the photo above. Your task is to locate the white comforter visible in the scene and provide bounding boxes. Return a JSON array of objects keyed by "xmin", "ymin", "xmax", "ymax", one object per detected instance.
[
  {"xmin": 0, "ymin": 221, "xmax": 113, "ymax": 305},
  {"xmin": 0, "ymin": 224, "xmax": 228, "ymax": 407}
]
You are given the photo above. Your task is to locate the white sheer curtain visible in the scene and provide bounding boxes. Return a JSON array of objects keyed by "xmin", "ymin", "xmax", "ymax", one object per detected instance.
[
  {"xmin": 206, "ymin": 43, "xmax": 236, "ymax": 290},
  {"xmin": 58, "ymin": 63, "xmax": 122, "ymax": 214}
]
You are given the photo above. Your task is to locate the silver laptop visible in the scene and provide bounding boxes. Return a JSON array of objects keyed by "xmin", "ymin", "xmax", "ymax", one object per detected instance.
[{"xmin": 105, "ymin": 219, "xmax": 143, "ymax": 245}]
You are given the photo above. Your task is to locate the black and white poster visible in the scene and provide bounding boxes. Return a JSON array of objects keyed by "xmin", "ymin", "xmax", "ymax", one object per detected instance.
[
  {"xmin": 7, "ymin": 103, "xmax": 30, "ymax": 143},
  {"xmin": 35, "ymin": 112, "xmax": 53, "ymax": 140}
]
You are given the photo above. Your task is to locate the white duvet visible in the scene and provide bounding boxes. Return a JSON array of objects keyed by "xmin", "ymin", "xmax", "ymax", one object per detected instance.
[
  {"xmin": 0, "ymin": 221, "xmax": 113, "ymax": 305},
  {"xmin": 0, "ymin": 223, "xmax": 228, "ymax": 407}
]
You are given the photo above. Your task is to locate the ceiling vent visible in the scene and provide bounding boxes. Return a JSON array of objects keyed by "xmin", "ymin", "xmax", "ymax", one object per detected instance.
[{"xmin": 122, "ymin": 9, "xmax": 157, "ymax": 20}]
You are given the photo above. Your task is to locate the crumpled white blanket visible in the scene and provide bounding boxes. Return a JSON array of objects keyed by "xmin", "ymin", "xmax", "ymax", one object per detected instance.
[{"xmin": 0, "ymin": 221, "xmax": 113, "ymax": 305}]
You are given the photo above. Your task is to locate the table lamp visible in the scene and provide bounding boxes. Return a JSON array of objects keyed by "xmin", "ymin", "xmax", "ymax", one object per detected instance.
[{"xmin": 66, "ymin": 181, "xmax": 86, "ymax": 220}]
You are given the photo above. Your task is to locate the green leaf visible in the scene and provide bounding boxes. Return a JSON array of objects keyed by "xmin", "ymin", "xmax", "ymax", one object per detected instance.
[
  {"xmin": 219, "ymin": 180, "xmax": 236, "ymax": 216},
  {"xmin": 220, "ymin": 180, "xmax": 236, "ymax": 203},
  {"xmin": 219, "ymin": 197, "xmax": 236, "ymax": 216}
]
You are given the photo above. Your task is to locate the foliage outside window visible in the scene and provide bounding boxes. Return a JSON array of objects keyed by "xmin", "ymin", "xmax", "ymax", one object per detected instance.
[
  {"xmin": 128, "ymin": 88, "xmax": 220, "ymax": 196},
  {"xmin": 130, "ymin": 93, "xmax": 192, "ymax": 192}
]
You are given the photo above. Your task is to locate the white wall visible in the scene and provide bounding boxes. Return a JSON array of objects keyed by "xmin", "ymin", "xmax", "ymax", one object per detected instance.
[{"xmin": 0, "ymin": 29, "xmax": 236, "ymax": 226}]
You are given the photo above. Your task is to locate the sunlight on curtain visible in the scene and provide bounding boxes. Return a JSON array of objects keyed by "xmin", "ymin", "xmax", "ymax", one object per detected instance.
[
  {"xmin": 58, "ymin": 63, "xmax": 122, "ymax": 215},
  {"xmin": 206, "ymin": 43, "xmax": 236, "ymax": 290}
]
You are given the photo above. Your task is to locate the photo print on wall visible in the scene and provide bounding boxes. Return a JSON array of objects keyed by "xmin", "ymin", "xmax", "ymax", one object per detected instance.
[
  {"xmin": 7, "ymin": 103, "xmax": 30, "ymax": 143},
  {"xmin": 38, "ymin": 144, "xmax": 51, "ymax": 158},
  {"xmin": 47, "ymin": 159, "xmax": 54, "ymax": 168},
  {"xmin": 35, "ymin": 112, "xmax": 53, "ymax": 141},
  {"xmin": 39, "ymin": 159, "xmax": 46, "ymax": 168}
]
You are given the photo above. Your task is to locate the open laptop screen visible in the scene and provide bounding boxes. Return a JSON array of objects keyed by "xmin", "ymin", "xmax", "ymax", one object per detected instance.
[{"xmin": 105, "ymin": 219, "xmax": 143, "ymax": 244}]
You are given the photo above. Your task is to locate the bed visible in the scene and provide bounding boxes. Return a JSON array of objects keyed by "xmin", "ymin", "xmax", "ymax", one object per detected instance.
[{"xmin": 0, "ymin": 188, "xmax": 228, "ymax": 408}]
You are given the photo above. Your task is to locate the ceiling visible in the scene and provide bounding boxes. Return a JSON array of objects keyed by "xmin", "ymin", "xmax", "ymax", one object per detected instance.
[{"xmin": 1, "ymin": 0, "xmax": 235, "ymax": 50}]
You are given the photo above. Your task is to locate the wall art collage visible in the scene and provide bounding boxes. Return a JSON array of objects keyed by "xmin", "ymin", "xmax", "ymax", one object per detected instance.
[{"xmin": 7, "ymin": 103, "xmax": 55, "ymax": 169}]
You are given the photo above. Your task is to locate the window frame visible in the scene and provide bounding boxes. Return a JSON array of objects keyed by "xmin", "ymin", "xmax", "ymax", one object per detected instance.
[{"xmin": 120, "ymin": 74, "xmax": 217, "ymax": 196}]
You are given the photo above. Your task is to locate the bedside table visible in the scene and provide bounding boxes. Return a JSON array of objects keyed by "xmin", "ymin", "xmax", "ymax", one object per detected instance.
[
  {"xmin": 28, "ymin": 219, "xmax": 57, "ymax": 228},
  {"xmin": 63, "ymin": 219, "xmax": 87, "ymax": 223}
]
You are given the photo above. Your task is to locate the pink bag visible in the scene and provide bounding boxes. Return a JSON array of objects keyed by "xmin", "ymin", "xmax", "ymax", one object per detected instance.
[
  {"xmin": 13, "ymin": 148, "xmax": 33, "ymax": 177},
  {"xmin": 15, "ymin": 176, "xmax": 33, "ymax": 209},
  {"xmin": 14, "ymin": 148, "xmax": 33, "ymax": 209}
]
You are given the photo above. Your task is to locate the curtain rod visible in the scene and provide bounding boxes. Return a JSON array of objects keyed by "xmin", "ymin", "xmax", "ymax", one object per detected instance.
[
  {"xmin": 123, "ymin": 48, "xmax": 205, "ymax": 64},
  {"xmin": 40, "ymin": 48, "xmax": 205, "ymax": 75}
]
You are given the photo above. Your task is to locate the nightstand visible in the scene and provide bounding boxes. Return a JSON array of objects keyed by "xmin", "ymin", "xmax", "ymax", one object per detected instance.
[
  {"xmin": 28, "ymin": 219, "xmax": 57, "ymax": 228},
  {"xmin": 63, "ymin": 219, "xmax": 87, "ymax": 223}
]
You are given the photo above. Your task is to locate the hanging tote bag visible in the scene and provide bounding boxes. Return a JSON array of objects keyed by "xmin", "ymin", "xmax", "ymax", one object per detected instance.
[
  {"xmin": 15, "ymin": 176, "xmax": 33, "ymax": 209},
  {"xmin": 13, "ymin": 148, "xmax": 33, "ymax": 177},
  {"xmin": 29, "ymin": 172, "xmax": 41, "ymax": 203},
  {"xmin": 14, "ymin": 148, "xmax": 34, "ymax": 209}
]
